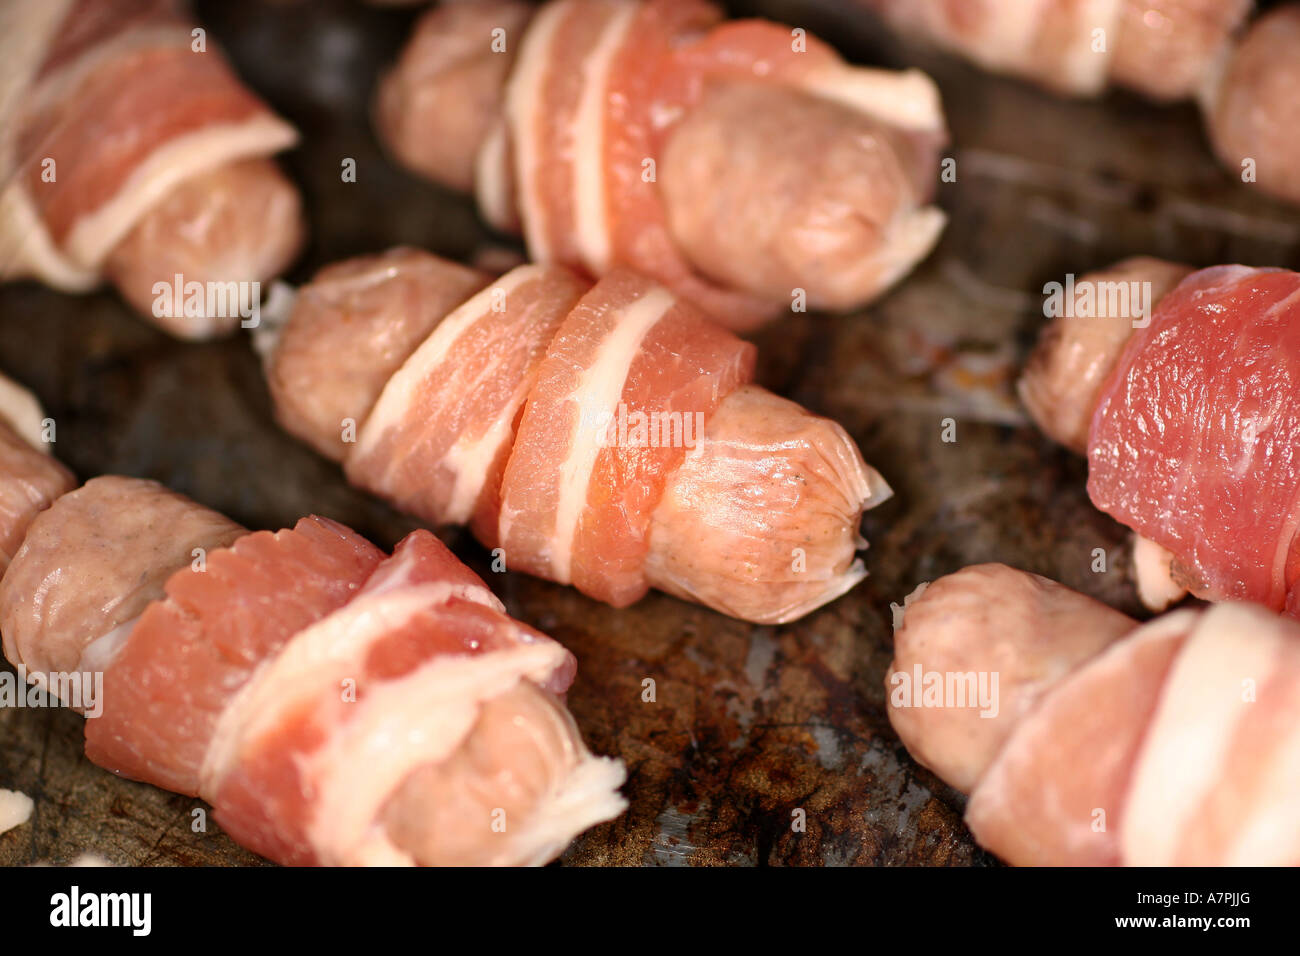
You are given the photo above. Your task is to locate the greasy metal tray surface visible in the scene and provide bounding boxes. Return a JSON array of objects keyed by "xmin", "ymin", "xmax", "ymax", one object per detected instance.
[{"xmin": 1, "ymin": 0, "xmax": 1297, "ymax": 866}]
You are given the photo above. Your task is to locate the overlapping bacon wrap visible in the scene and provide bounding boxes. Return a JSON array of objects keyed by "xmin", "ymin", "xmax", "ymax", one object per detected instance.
[
  {"xmin": 0, "ymin": 376, "xmax": 626, "ymax": 867},
  {"xmin": 888, "ymin": 563, "xmax": 1300, "ymax": 866},
  {"xmin": 375, "ymin": 0, "xmax": 948, "ymax": 330},
  {"xmin": 0, "ymin": 0, "xmax": 304, "ymax": 337},
  {"xmin": 262, "ymin": 247, "xmax": 893, "ymax": 624},
  {"xmin": 1020, "ymin": 260, "xmax": 1300, "ymax": 616}
]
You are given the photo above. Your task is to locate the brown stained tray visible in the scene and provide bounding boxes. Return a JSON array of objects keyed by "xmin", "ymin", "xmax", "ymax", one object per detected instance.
[{"xmin": 1, "ymin": 0, "xmax": 1297, "ymax": 867}]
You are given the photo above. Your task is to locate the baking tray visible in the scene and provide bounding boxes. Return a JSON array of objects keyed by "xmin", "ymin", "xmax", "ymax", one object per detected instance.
[{"xmin": 1, "ymin": 0, "xmax": 1297, "ymax": 866}]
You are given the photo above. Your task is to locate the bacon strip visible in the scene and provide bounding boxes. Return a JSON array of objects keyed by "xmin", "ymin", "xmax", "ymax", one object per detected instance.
[
  {"xmin": 964, "ymin": 609, "xmax": 1193, "ymax": 865},
  {"xmin": 1122, "ymin": 602, "xmax": 1300, "ymax": 865},
  {"xmin": 1087, "ymin": 266, "xmax": 1300, "ymax": 612},
  {"xmin": 346, "ymin": 264, "xmax": 586, "ymax": 538},
  {"xmin": 498, "ymin": 269, "xmax": 756, "ymax": 605},
  {"xmin": 505, "ymin": 0, "xmax": 634, "ymax": 271},
  {"xmin": 83, "ymin": 514, "xmax": 385, "ymax": 795}
]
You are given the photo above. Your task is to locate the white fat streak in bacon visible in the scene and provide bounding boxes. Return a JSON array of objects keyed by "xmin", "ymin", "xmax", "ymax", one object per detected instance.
[
  {"xmin": 1225, "ymin": 706, "xmax": 1300, "ymax": 866},
  {"xmin": 0, "ymin": 372, "xmax": 51, "ymax": 453},
  {"xmin": 1057, "ymin": 0, "xmax": 1122, "ymax": 94},
  {"xmin": 569, "ymin": 2, "xmax": 636, "ymax": 276},
  {"xmin": 915, "ymin": 0, "xmax": 1049, "ymax": 75},
  {"xmin": 1194, "ymin": 26, "xmax": 1235, "ymax": 115},
  {"xmin": 25, "ymin": 25, "xmax": 196, "ymax": 119},
  {"xmin": 198, "ymin": 583, "xmax": 502, "ymax": 795},
  {"xmin": 1120, "ymin": 603, "xmax": 1284, "ymax": 865},
  {"xmin": 780, "ymin": 63, "xmax": 948, "ymax": 292},
  {"xmin": 440, "ymin": 404, "xmax": 519, "ymax": 524},
  {"xmin": 474, "ymin": 118, "xmax": 517, "ymax": 233},
  {"xmin": 352, "ymin": 265, "xmax": 541, "ymax": 523},
  {"xmin": 1266, "ymin": 283, "xmax": 1300, "ymax": 320},
  {"xmin": 304, "ymin": 640, "xmax": 576, "ymax": 866},
  {"xmin": 362, "ymin": 538, "xmax": 502, "ymax": 611},
  {"xmin": 543, "ymin": 285, "xmax": 674, "ymax": 583},
  {"xmin": 63, "ymin": 116, "xmax": 298, "ymax": 272},
  {"xmin": 0, "ymin": 182, "xmax": 98, "ymax": 288},
  {"xmin": 796, "ymin": 64, "xmax": 946, "ymax": 135},
  {"xmin": 901, "ymin": 0, "xmax": 1118, "ymax": 93},
  {"xmin": 0, "ymin": 0, "xmax": 90, "ymax": 288},
  {"xmin": 504, "ymin": 0, "xmax": 568, "ymax": 263},
  {"xmin": 963, "ymin": 0, "xmax": 1048, "ymax": 69}
]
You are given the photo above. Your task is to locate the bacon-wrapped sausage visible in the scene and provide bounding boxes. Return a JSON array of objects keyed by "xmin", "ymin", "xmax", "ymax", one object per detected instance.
[
  {"xmin": 1020, "ymin": 260, "xmax": 1300, "ymax": 616},
  {"xmin": 0, "ymin": 376, "xmax": 625, "ymax": 867},
  {"xmin": 859, "ymin": 1, "xmax": 1300, "ymax": 205},
  {"xmin": 375, "ymin": 0, "xmax": 948, "ymax": 330},
  {"xmin": 860, "ymin": 0, "xmax": 1252, "ymax": 99},
  {"xmin": 0, "ymin": 0, "xmax": 304, "ymax": 338},
  {"xmin": 261, "ymin": 247, "xmax": 893, "ymax": 624},
  {"xmin": 888, "ymin": 564, "xmax": 1300, "ymax": 866},
  {"xmin": 863, "ymin": 0, "xmax": 1300, "ymax": 208}
]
